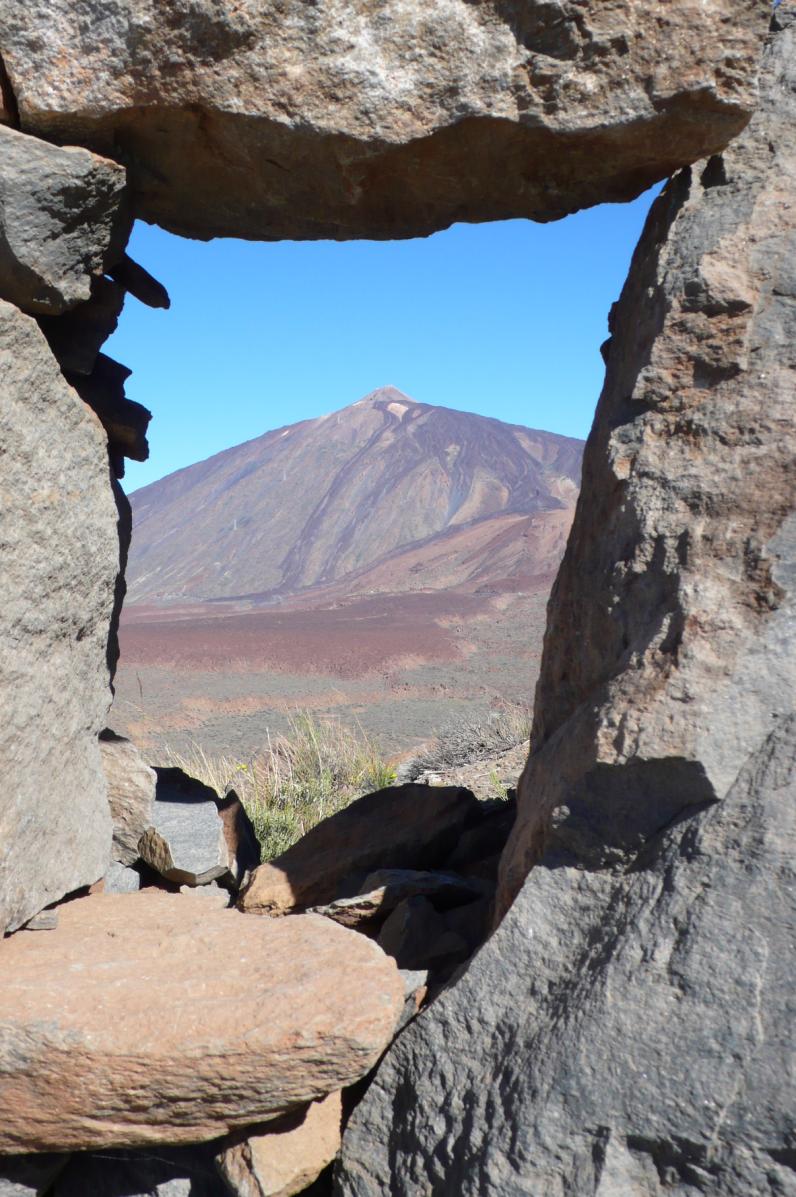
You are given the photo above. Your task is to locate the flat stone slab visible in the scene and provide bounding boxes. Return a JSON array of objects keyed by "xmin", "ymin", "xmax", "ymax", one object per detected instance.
[
  {"xmin": 138, "ymin": 768, "xmax": 258, "ymax": 888},
  {"xmin": 0, "ymin": 893, "xmax": 403, "ymax": 1153}
]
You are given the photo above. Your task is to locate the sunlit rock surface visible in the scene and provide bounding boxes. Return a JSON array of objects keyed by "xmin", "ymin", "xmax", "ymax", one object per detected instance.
[
  {"xmin": 0, "ymin": 0, "xmax": 768, "ymax": 240},
  {"xmin": 335, "ymin": 15, "xmax": 796, "ymax": 1194},
  {"xmin": 0, "ymin": 299, "xmax": 117, "ymax": 934}
]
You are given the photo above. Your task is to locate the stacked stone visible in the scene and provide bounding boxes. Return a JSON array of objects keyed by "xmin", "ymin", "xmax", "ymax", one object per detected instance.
[{"xmin": 0, "ymin": 1, "xmax": 791, "ymax": 1196}]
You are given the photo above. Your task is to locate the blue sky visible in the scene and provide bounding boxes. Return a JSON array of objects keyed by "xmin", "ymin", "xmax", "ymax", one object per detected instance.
[{"xmin": 109, "ymin": 186, "xmax": 659, "ymax": 490}]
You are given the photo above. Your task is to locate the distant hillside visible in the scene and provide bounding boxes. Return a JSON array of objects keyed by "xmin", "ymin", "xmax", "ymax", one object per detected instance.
[{"xmin": 126, "ymin": 387, "xmax": 583, "ymax": 603}]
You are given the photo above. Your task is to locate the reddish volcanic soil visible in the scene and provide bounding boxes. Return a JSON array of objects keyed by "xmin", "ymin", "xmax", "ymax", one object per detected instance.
[{"xmin": 119, "ymin": 591, "xmax": 490, "ymax": 677}]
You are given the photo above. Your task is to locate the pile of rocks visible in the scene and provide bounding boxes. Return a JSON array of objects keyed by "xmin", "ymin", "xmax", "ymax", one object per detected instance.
[{"xmin": 0, "ymin": 772, "xmax": 514, "ymax": 1196}]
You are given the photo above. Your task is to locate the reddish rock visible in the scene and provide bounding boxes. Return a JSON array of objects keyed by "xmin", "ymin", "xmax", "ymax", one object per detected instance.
[
  {"xmin": 217, "ymin": 1092, "xmax": 342, "ymax": 1197},
  {"xmin": 0, "ymin": 893, "xmax": 403, "ymax": 1152}
]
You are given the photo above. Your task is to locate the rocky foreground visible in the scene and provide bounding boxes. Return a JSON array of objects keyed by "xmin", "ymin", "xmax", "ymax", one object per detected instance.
[{"xmin": 0, "ymin": 739, "xmax": 516, "ymax": 1195}]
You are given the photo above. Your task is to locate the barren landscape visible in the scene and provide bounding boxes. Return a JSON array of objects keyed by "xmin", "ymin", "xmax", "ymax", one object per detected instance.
[{"xmin": 113, "ymin": 388, "xmax": 580, "ymax": 760}]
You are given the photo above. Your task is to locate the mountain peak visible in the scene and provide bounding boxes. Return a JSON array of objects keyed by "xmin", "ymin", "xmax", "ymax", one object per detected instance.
[
  {"xmin": 354, "ymin": 385, "xmax": 417, "ymax": 407},
  {"xmin": 128, "ymin": 395, "xmax": 584, "ymax": 604}
]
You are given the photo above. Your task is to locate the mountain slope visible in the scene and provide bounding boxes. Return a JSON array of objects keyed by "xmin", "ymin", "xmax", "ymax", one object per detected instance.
[{"xmin": 127, "ymin": 387, "xmax": 583, "ymax": 603}]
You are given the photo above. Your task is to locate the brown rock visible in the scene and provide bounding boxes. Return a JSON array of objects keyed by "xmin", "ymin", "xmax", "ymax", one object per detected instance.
[
  {"xmin": 0, "ymin": 1, "xmax": 767, "ymax": 241},
  {"xmin": 0, "ymin": 123, "xmax": 129, "ymax": 314},
  {"xmin": 377, "ymin": 896, "xmax": 470, "ymax": 973},
  {"xmin": 239, "ymin": 785, "xmax": 480, "ymax": 916},
  {"xmin": 217, "ymin": 1092, "xmax": 342, "ymax": 1197},
  {"xmin": 99, "ymin": 729, "xmax": 156, "ymax": 867},
  {"xmin": 309, "ymin": 870, "xmax": 486, "ymax": 930},
  {"xmin": 0, "ymin": 299, "xmax": 117, "ymax": 935},
  {"xmin": 0, "ymin": 892, "xmax": 403, "ymax": 1153}
]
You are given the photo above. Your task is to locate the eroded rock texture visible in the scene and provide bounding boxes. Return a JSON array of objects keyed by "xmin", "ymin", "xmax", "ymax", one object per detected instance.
[
  {"xmin": 336, "ymin": 15, "xmax": 796, "ymax": 1195},
  {"xmin": 0, "ymin": 125, "xmax": 129, "ymax": 315},
  {"xmin": 0, "ymin": 0, "xmax": 768, "ymax": 240},
  {"xmin": 499, "ymin": 5, "xmax": 796, "ymax": 905},
  {"xmin": 0, "ymin": 894, "xmax": 403, "ymax": 1152},
  {"xmin": 0, "ymin": 300, "xmax": 118, "ymax": 934}
]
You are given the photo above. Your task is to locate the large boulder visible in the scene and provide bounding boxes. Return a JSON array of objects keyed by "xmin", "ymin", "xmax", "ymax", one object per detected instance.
[
  {"xmin": 0, "ymin": 300, "xmax": 119, "ymax": 934},
  {"xmin": 0, "ymin": 124, "xmax": 129, "ymax": 315},
  {"xmin": 335, "ymin": 14, "xmax": 796, "ymax": 1194},
  {"xmin": 0, "ymin": 892, "xmax": 403, "ymax": 1153},
  {"xmin": 0, "ymin": 1, "xmax": 768, "ymax": 241},
  {"xmin": 239, "ymin": 785, "xmax": 479, "ymax": 916},
  {"xmin": 499, "ymin": 6, "xmax": 796, "ymax": 907},
  {"xmin": 337, "ymin": 715, "xmax": 796, "ymax": 1195}
]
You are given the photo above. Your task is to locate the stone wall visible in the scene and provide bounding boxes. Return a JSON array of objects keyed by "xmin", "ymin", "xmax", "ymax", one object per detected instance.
[{"xmin": 1, "ymin": 2, "xmax": 792, "ymax": 1195}]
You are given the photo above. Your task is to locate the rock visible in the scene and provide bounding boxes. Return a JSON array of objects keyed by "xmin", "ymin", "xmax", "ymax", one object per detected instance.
[
  {"xmin": 239, "ymin": 785, "xmax": 480, "ymax": 916},
  {"xmin": 108, "ymin": 254, "xmax": 170, "ymax": 310},
  {"xmin": 0, "ymin": 2, "xmax": 768, "ymax": 241},
  {"xmin": 52, "ymin": 1144, "xmax": 223, "ymax": 1196},
  {"xmin": 0, "ymin": 123, "xmax": 129, "ymax": 314},
  {"xmin": 0, "ymin": 1154, "xmax": 68, "ymax": 1197},
  {"xmin": 66, "ymin": 354, "xmax": 151, "ymax": 467},
  {"xmin": 0, "ymin": 892, "xmax": 403, "ymax": 1152},
  {"xmin": 394, "ymin": 970, "xmax": 429, "ymax": 1032},
  {"xmin": 217, "ymin": 1092, "xmax": 343, "ymax": 1197},
  {"xmin": 338, "ymin": 714, "xmax": 796, "ymax": 1195},
  {"xmin": 217, "ymin": 784, "xmax": 262, "ymax": 887},
  {"xmin": 99, "ymin": 729, "xmax": 156, "ymax": 866},
  {"xmin": 0, "ymin": 299, "xmax": 117, "ymax": 934},
  {"xmin": 139, "ymin": 768, "xmax": 258, "ymax": 889},
  {"xmin": 104, "ymin": 860, "xmax": 142, "ymax": 895},
  {"xmin": 443, "ymin": 799, "xmax": 516, "ymax": 872},
  {"xmin": 21, "ymin": 910, "xmax": 58, "ymax": 931},
  {"xmin": 335, "ymin": 18, "xmax": 796, "ymax": 1195},
  {"xmin": 309, "ymin": 871, "xmax": 486, "ymax": 930},
  {"xmin": 499, "ymin": 9, "xmax": 796, "ymax": 911},
  {"xmin": 136, "ymin": 770, "xmax": 248, "ymax": 885},
  {"xmin": 377, "ymin": 897, "xmax": 470, "ymax": 974},
  {"xmin": 38, "ymin": 276, "xmax": 126, "ymax": 375}
]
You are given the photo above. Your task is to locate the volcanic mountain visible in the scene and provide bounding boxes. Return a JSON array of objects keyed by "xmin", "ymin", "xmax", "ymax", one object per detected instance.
[{"xmin": 126, "ymin": 387, "xmax": 584, "ymax": 604}]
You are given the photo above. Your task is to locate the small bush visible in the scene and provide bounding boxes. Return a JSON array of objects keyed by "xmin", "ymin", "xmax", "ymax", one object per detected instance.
[
  {"xmin": 405, "ymin": 702, "xmax": 531, "ymax": 779},
  {"xmin": 160, "ymin": 712, "xmax": 396, "ymax": 861}
]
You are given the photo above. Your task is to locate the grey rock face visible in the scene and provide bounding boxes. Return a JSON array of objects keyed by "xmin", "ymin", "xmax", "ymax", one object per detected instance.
[
  {"xmin": 0, "ymin": 124, "xmax": 129, "ymax": 314},
  {"xmin": 138, "ymin": 769, "xmax": 230, "ymax": 887},
  {"xmin": 500, "ymin": 9, "xmax": 796, "ymax": 906},
  {"xmin": 138, "ymin": 768, "xmax": 258, "ymax": 888},
  {"xmin": 0, "ymin": 1, "xmax": 768, "ymax": 240},
  {"xmin": 337, "ymin": 717, "xmax": 796, "ymax": 1195},
  {"xmin": 103, "ymin": 859, "xmax": 143, "ymax": 895},
  {"xmin": 0, "ymin": 299, "xmax": 117, "ymax": 934},
  {"xmin": 336, "ymin": 17, "xmax": 796, "ymax": 1195},
  {"xmin": 99, "ymin": 728, "xmax": 156, "ymax": 866}
]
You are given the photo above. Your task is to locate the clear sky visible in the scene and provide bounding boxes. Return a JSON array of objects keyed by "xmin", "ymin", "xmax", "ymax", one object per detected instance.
[{"xmin": 108, "ymin": 186, "xmax": 659, "ymax": 491}]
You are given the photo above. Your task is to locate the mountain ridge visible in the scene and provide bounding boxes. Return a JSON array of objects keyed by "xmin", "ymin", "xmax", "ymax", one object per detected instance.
[{"xmin": 127, "ymin": 387, "xmax": 583, "ymax": 604}]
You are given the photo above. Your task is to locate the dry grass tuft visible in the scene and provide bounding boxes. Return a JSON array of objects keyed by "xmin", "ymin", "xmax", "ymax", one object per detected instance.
[
  {"xmin": 160, "ymin": 711, "xmax": 395, "ymax": 860},
  {"xmin": 406, "ymin": 702, "xmax": 532, "ymax": 779}
]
